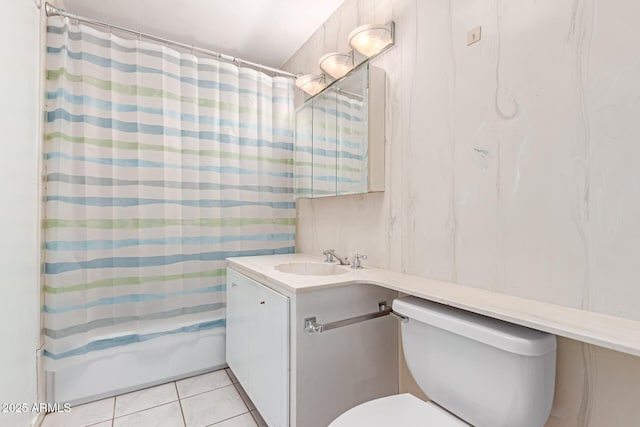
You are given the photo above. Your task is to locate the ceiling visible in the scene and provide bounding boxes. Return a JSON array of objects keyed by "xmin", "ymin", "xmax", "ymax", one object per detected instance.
[{"xmin": 60, "ymin": 0, "xmax": 346, "ymax": 69}]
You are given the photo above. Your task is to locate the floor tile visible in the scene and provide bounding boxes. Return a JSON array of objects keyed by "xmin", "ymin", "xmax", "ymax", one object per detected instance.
[
  {"xmin": 212, "ymin": 413, "xmax": 257, "ymax": 427},
  {"xmin": 41, "ymin": 397, "xmax": 114, "ymax": 427},
  {"xmin": 115, "ymin": 382, "xmax": 178, "ymax": 417},
  {"xmin": 176, "ymin": 370, "xmax": 232, "ymax": 399},
  {"xmin": 232, "ymin": 383, "xmax": 255, "ymax": 411},
  {"xmin": 225, "ymin": 368, "xmax": 239, "ymax": 384},
  {"xmin": 181, "ymin": 385, "xmax": 247, "ymax": 427},
  {"xmin": 250, "ymin": 410, "xmax": 267, "ymax": 427},
  {"xmin": 113, "ymin": 401, "xmax": 183, "ymax": 427},
  {"xmin": 87, "ymin": 422, "xmax": 112, "ymax": 427}
]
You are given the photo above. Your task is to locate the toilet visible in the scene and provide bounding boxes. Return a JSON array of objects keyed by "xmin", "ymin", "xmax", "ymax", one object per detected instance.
[{"xmin": 330, "ymin": 296, "xmax": 557, "ymax": 427}]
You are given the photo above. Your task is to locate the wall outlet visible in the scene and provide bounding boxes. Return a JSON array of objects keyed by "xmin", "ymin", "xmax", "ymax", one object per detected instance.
[{"xmin": 467, "ymin": 26, "xmax": 481, "ymax": 45}]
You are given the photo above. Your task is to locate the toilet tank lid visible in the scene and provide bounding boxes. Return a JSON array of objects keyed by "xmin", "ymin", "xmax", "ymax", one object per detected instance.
[{"xmin": 393, "ymin": 296, "xmax": 556, "ymax": 356}]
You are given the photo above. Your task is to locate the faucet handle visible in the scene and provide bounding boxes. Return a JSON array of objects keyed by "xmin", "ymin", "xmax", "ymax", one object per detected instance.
[
  {"xmin": 351, "ymin": 253, "xmax": 368, "ymax": 269},
  {"xmin": 323, "ymin": 249, "xmax": 335, "ymax": 263}
]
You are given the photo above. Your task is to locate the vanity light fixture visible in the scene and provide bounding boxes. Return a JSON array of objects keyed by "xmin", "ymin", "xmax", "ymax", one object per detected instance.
[
  {"xmin": 348, "ymin": 22, "xmax": 395, "ymax": 57},
  {"xmin": 294, "ymin": 74, "xmax": 327, "ymax": 96},
  {"xmin": 318, "ymin": 52, "xmax": 354, "ymax": 79},
  {"xmin": 294, "ymin": 21, "xmax": 395, "ymax": 98}
]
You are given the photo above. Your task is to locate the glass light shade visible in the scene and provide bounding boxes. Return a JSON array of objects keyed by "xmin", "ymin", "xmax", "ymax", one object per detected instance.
[
  {"xmin": 318, "ymin": 52, "xmax": 354, "ymax": 79},
  {"xmin": 348, "ymin": 23, "xmax": 394, "ymax": 57},
  {"xmin": 294, "ymin": 74, "xmax": 327, "ymax": 96}
]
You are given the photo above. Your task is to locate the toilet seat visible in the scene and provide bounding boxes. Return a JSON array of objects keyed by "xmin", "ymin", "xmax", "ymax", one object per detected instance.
[{"xmin": 328, "ymin": 393, "xmax": 469, "ymax": 427}]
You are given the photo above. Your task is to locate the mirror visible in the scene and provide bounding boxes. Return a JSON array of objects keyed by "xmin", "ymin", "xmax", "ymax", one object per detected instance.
[
  {"xmin": 335, "ymin": 67, "xmax": 368, "ymax": 196},
  {"xmin": 294, "ymin": 101, "xmax": 313, "ymax": 198},
  {"xmin": 312, "ymin": 86, "xmax": 338, "ymax": 197},
  {"xmin": 294, "ymin": 63, "xmax": 384, "ymax": 199}
]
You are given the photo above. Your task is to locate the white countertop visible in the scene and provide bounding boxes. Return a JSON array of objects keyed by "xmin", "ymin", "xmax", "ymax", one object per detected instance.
[{"xmin": 227, "ymin": 253, "xmax": 640, "ymax": 357}]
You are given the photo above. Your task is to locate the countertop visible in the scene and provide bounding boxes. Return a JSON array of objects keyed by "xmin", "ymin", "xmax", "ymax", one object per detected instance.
[{"xmin": 227, "ymin": 253, "xmax": 640, "ymax": 357}]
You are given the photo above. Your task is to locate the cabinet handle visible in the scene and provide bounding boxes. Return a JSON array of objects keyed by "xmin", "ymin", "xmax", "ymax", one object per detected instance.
[{"xmin": 259, "ymin": 301, "xmax": 265, "ymax": 305}]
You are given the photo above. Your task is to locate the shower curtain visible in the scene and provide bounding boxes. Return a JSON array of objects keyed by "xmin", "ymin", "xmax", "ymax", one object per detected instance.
[{"xmin": 43, "ymin": 17, "xmax": 294, "ymax": 398}]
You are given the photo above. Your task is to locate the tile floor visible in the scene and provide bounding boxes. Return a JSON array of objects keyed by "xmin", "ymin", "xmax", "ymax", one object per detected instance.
[{"xmin": 41, "ymin": 368, "xmax": 267, "ymax": 427}]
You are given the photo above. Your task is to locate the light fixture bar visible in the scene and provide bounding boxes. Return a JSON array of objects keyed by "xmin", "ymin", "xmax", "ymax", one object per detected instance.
[{"xmin": 296, "ymin": 21, "xmax": 395, "ymax": 99}]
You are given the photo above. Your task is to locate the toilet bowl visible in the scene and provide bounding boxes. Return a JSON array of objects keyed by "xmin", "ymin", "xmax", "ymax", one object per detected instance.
[{"xmin": 329, "ymin": 296, "xmax": 557, "ymax": 427}]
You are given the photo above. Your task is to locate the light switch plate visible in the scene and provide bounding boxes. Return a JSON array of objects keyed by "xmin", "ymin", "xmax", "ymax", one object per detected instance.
[{"xmin": 467, "ymin": 26, "xmax": 481, "ymax": 45}]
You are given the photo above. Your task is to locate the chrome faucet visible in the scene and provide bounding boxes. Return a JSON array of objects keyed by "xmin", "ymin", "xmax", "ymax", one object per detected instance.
[
  {"xmin": 322, "ymin": 249, "xmax": 350, "ymax": 266},
  {"xmin": 351, "ymin": 253, "xmax": 367, "ymax": 269}
]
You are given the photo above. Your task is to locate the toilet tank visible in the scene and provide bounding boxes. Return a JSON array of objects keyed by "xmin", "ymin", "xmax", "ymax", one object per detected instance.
[{"xmin": 393, "ymin": 296, "xmax": 556, "ymax": 427}]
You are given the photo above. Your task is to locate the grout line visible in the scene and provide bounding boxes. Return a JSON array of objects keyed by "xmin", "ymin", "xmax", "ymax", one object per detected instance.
[
  {"xmin": 224, "ymin": 368, "xmax": 239, "ymax": 385},
  {"xmin": 249, "ymin": 410, "xmax": 260, "ymax": 426},
  {"xmin": 111, "ymin": 395, "xmax": 116, "ymax": 427},
  {"xmin": 204, "ymin": 410, "xmax": 250, "ymax": 427},
  {"xmin": 177, "ymin": 368, "xmax": 236, "ymax": 400},
  {"xmin": 250, "ymin": 409, "xmax": 267, "ymax": 427},
  {"xmin": 231, "ymin": 383, "xmax": 242, "ymax": 401},
  {"xmin": 231, "ymin": 382, "xmax": 255, "ymax": 411},
  {"xmin": 175, "ymin": 382, "xmax": 187, "ymax": 427},
  {"xmin": 179, "ymin": 383, "xmax": 237, "ymax": 402},
  {"xmin": 84, "ymin": 418, "xmax": 115, "ymax": 427},
  {"xmin": 176, "ymin": 368, "xmax": 221, "ymax": 384},
  {"xmin": 249, "ymin": 410, "xmax": 257, "ymax": 425},
  {"xmin": 111, "ymin": 370, "xmax": 223, "ymax": 403},
  {"xmin": 113, "ymin": 399, "xmax": 180, "ymax": 420}
]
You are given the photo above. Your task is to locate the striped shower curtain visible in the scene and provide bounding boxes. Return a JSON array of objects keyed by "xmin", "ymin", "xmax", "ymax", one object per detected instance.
[{"xmin": 43, "ymin": 17, "xmax": 295, "ymax": 372}]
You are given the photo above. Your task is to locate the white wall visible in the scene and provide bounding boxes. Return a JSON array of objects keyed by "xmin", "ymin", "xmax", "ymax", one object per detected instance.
[
  {"xmin": 285, "ymin": 0, "xmax": 640, "ymax": 425},
  {"xmin": 0, "ymin": 1, "xmax": 43, "ymax": 426}
]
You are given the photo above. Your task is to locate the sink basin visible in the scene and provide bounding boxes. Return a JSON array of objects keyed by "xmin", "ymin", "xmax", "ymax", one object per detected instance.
[{"xmin": 274, "ymin": 262, "xmax": 349, "ymax": 276}]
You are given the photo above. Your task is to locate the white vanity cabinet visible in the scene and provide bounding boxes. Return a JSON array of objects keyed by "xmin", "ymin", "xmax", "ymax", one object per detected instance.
[
  {"xmin": 226, "ymin": 265, "xmax": 399, "ymax": 427},
  {"xmin": 226, "ymin": 268, "xmax": 289, "ymax": 427}
]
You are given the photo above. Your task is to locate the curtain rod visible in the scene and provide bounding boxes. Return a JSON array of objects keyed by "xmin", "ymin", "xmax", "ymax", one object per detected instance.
[{"xmin": 44, "ymin": 2, "xmax": 298, "ymax": 79}]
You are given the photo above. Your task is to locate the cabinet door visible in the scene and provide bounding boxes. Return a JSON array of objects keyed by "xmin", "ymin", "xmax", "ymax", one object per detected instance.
[
  {"xmin": 249, "ymin": 282, "xmax": 289, "ymax": 427},
  {"xmin": 226, "ymin": 269, "xmax": 290, "ymax": 427},
  {"xmin": 336, "ymin": 65, "xmax": 368, "ymax": 195},
  {"xmin": 311, "ymin": 88, "xmax": 338, "ymax": 197},
  {"xmin": 294, "ymin": 102, "xmax": 313, "ymax": 199},
  {"xmin": 293, "ymin": 64, "xmax": 385, "ymax": 199},
  {"xmin": 225, "ymin": 269, "xmax": 251, "ymax": 386}
]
